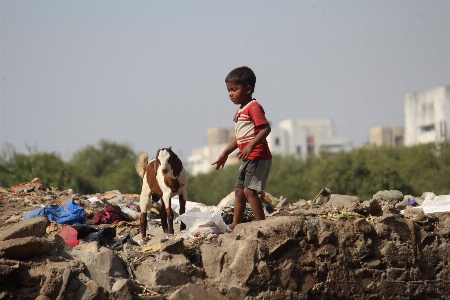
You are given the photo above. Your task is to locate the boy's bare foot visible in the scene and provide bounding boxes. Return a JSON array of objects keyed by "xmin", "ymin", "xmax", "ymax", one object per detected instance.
[{"xmin": 228, "ymin": 223, "xmax": 237, "ymax": 230}]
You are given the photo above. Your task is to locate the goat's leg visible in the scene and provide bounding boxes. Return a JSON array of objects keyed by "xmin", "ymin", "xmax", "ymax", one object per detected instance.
[
  {"xmin": 139, "ymin": 179, "xmax": 152, "ymax": 240},
  {"xmin": 159, "ymin": 202, "xmax": 168, "ymax": 233},
  {"xmin": 166, "ymin": 204, "xmax": 174, "ymax": 235},
  {"xmin": 140, "ymin": 213, "xmax": 148, "ymax": 239},
  {"xmin": 179, "ymin": 193, "xmax": 186, "ymax": 231}
]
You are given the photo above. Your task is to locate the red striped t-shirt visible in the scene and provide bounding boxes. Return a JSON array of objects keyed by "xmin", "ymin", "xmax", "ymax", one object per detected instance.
[{"xmin": 234, "ymin": 100, "xmax": 272, "ymax": 160}]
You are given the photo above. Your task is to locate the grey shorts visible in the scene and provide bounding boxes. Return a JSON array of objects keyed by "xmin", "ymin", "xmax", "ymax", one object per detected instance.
[{"xmin": 235, "ymin": 158, "xmax": 272, "ymax": 191}]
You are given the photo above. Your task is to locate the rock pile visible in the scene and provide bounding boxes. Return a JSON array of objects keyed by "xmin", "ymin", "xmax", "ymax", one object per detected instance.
[{"xmin": 1, "ymin": 182, "xmax": 450, "ymax": 299}]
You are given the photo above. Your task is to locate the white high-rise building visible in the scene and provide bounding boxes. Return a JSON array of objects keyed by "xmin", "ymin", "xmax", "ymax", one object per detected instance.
[{"xmin": 404, "ymin": 85, "xmax": 450, "ymax": 146}]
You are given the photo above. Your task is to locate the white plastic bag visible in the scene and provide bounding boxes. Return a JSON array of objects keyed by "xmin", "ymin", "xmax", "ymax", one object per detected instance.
[{"xmin": 178, "ymin": 207, "xmax": 231, "ymax": 234}]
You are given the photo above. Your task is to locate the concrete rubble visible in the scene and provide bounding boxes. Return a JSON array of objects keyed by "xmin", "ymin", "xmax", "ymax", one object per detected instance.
[{"xmin": 1, "ymin": 180, "xmax": 450, "ymax": 299}]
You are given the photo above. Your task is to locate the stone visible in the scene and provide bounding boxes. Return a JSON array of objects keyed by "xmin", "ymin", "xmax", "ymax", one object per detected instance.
[
  {"xmin": 161, "ymin": 239, "xmax": 185, "ymax": 254},
  {"xmin": 0, "ymin": 217, "xmax": 49, "ymax": 241},
  {"xmin": 354, "ymin": 218, "xmax": 374, "ymax": 235},
  {"xmin": 318, "ymin": 231, "xmax": 336, "ymax": 245},
  {"xmin": 73, "ymin": 241, "xmax": 100, "ymax": 252},
  {"xmin": 0, "ymin": 236, "xmax": 50, "ymax": 259},
  {"xmin": 109, "ymin": 278, "xmax": 133, "ymax": 300},
  {"xmin": 73, "ymin": 280, "xmax": 100, "ymax": 300},
  {"xmin": 70, "ymin": 248, "xmax": 128, "ymax": 292},
  {"xmin": 268, "ymin": 238, "xmax": 299, "ymax": 259},
  {"xmin": 377, "ymin": 214, "xmax": 411, "ymax": 242},
  {"xmin": 133, "ymin": 253, "xmax": 197, "ymax": 287},
  {"xmin": 323, "ymin": 194, "xmax": 361, "ymax": 211},
  {"xmin": 168, "ymin": 283, "xmax": 224, "ymax": 300},
  {"xmin": 373, "ymin": 190, "xmax": 403, "ymax": 205}
]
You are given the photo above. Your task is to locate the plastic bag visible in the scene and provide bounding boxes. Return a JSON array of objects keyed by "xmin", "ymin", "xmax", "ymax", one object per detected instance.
[
  {"xmin": 23, "ymin": 199, "xmax": 86, "ymax": 225},
  {"xmin": 58, "ymin": 225, "xmax": 80, "ymax": 247},
  {"xmin": 178, "ymin": 207, "xmax": 231, "ymax": 234}
]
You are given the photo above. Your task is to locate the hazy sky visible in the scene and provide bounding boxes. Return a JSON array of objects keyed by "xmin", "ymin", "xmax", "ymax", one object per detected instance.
[{"xmin": 1, "ymin": 0, "xmax": 449, "ymax": 162}]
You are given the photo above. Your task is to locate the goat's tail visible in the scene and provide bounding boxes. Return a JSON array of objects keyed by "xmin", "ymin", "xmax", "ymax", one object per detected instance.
[{"xmin": 135, "ymin": 151, "xmax": 149, "ymax": 178}]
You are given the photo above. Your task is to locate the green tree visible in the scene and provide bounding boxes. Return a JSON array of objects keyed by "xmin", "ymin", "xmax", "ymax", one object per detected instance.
[
  {"xmin": 0, "ymin": 144, "xmax": 75, "ymax": 190},
  {"xmin": 70, "ymin": 140, "xmax": 141, "ymax": 194}
]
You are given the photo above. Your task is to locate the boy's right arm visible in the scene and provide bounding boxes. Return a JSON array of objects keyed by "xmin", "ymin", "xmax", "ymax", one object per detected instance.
[{"xmin": 212, "ymin": 137, "xmax": 238, "ymax": 170}]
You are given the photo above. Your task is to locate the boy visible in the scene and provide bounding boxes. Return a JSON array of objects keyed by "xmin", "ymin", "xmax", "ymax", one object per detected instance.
[{"xmin": 212, "ymin": 66, "xmax": 272, "ymax": 230}]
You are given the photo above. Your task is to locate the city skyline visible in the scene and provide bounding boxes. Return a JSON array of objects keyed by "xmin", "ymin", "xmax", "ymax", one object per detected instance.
[{"xmin": 1, "ymin": 1, "xmax": 449, "ymax": 161}]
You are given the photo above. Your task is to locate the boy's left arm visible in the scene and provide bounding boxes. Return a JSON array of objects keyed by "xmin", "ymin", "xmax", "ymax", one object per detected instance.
[{"xmin": 237, "ymin": 124, "xmax": 271, "ymax": 160}]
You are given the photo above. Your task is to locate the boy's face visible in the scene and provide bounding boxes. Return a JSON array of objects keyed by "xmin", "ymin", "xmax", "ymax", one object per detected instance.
[{"xmin": 226, "ymin": 81, "xmax": 253, "ymax": 106}]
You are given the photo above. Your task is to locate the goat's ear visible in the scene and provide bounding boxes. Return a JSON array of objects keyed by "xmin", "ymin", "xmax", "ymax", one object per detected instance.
[
  {"xmin": 168, "ymin": 146, "xmax": 172, "ymax": 150},
  {"xmin": 172, "ymin": 153, "xmax": 183, "ymax": 177}
]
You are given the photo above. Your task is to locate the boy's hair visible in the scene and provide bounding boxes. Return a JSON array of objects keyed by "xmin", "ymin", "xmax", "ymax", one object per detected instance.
[{"xmin": 225, "ymin": 66, "xmax": 256, "ymax": 92}]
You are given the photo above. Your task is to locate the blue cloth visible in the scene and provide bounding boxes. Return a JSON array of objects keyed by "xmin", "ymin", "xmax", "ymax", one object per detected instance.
[{"xmin": 24, "ymin": 199, "xmax": 86, "ymax": 224}]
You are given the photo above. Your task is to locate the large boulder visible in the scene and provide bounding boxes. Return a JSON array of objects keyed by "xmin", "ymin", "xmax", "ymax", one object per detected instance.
[
  {"xmin": 0, "ymin": 236, "xmax": 50, "ymax": 259},
  {"xmin": 133, "ymin": 252, "xmax": 200, "ymax": 290},
  {"xmin": 0, "ymin": 217, "xmax": 49, "ymax": 241},
  {"xmin": 70, "ymin": 247, "xmax": 129, "ymax": 292},
  {"xmin": 373, "ymin": 190, "xmax": 404, "ymax": 205}
]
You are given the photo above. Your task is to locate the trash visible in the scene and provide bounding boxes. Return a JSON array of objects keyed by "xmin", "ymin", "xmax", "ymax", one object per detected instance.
[
  {"xmin": 178, "ymin": 207, "xmax": 231, "ymax": 234},
  {"xmin": 110, "ymin": 233, "xmax": 138, "ymax": 250},
  {"xmin": 87, "ymin": 196, "xmax": 104, "ymax": 207},
  {"xmin": 23, "ymin": 199, "xmax": 86, "ymax": 225},
  {"xmin": 58, "ymin": 225, "xmax": 80, "ymax": 247},
  {"xmin": 83, "ymin": 227, "xmax": 116, "ymax": 246},
  {"xmin": 121, "ymin": 206, "xmax": 140, "ymax": 220},
  {"xmin": 92, "ymin": 204, "xmax": 132, "ymax": 225},
  {"xmin": 420, "ymin": 194, "xmax": 450, "ymax": 214},
  {"xmin": 262, "ymin": 192, "xmax": 280, "ymax": 206},
  {"xmin": 147, "ymin": 210, "xmax": 160, "ymax": 220},
  {"xmin": 142, "ymin": 243, "xmax": 162, "ymax": 253},
  {"xmin": 407, "ymin": 198, "xmax": 417, "ymax": 207},
  {"xmin": 221, "ymin": 205, "xmax": 255, "ymax": 225}
]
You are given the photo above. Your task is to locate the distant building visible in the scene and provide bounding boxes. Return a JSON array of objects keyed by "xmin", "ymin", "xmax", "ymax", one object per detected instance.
[
  {"xmin": 404, "ymin": 85, "xmax": 450, "ymax": 146},
  {"xmin": 370, "ymin": 126, "xmax": 404, "ymax": 147},
  {"xmin": 187, "ymin": 119, "xmax": 349, "ymax": 176},
  {"xmin": 187, "ymin": 128, "xmax": 239, "ymax": 176},
  {"xmin": 267, "ymin": 119, "xmax": 349, "ymax": 160}
]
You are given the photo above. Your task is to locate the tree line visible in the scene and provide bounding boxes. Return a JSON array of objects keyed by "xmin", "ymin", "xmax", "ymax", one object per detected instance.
[{"xmin": 1, "ymin": 140, "xmax": 449, "ymax": 206}]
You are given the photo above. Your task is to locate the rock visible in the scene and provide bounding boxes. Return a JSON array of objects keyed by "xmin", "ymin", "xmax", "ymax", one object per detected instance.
[
  {"xmin": 73, "ymin": 241, "xmax": 100, "ymax": 252},
  {"xmin": 0, "ymin": 236, "xmax": 50, "ymax": 259},
  {"xmin": 109, "ymin": 278, "xmax": 133, "ymax": 300},
  {"xmin": 0, "ymin": 262, "xmax": 19, "ymax": 284},
  {"xmin": 402, "ymin": 206, "xmax": 426, "ymax": 222},
  {"xmin": 70, "ymin": 247, "xmax": 129, "ymax": 292},
  {"xmin": 275, "ymin": 197, "xmax": 291, "ymax": 208},
  {"xmin": 0, "ymin": 217, "xmax": 49, "ymax": 241},
  {"xmin": 323, "ymin": 194, "xmax": 361, "ymax": 211},
  {"xmin": 353, "ymin": 218, "xmax": 374, "ymax": 235},
  {"xmin": 168, "ymin": 283, "xmax": 224, "ymax": 300},
  {"xmin": 318, "ymin": 231, "xmax": 336, "ymax": 245},
  {"xmin": 73, "ymin": 280, "xmax": 100, "ymax": 300},
  {"xmin": 313, "ymin": 188, "xmax": 332, "ymax": 205},
  {"xmin": 133, "ymin": 253, "xmax": 198, "ymax": 288},
  {"xmin": 373, "ymin": 190, "xmax": 404, "ymax": 205},
  {"xmin": 268, "ymin": 238, "xmax": 299, "ymax": 259},
  {"xmin": 377, "ymin": 214, "xmax": 411, "ymax": 242},
  {"xmin": 161, "ymin": 239, "xmax": 185, "ymax": 254}
]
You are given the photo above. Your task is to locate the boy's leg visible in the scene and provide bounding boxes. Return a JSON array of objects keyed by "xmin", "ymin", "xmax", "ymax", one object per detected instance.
[
  {"xmin": 244, "ymin": 187, "xmax": 265, "ymax": 221},
  {"xmin": 229, "ymin": 187, "xmax": 245, "ymax": 230}
]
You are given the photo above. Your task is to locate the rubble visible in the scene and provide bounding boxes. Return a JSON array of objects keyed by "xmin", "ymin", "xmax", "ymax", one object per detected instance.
[{"xmin": 1, "ymin": 181, "xmax": 450, "ymax": 299}]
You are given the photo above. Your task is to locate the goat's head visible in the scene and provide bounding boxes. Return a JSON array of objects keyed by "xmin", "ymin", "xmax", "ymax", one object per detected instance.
[{"xmin": 155, "ymin": 147, "xmax": 182, "ymax": 177}]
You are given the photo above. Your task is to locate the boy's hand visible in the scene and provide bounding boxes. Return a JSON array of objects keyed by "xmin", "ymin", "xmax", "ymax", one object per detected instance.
[
  {"xmin": 237, "ymin": 145, "xmax": 253, "ymax": 160},
  {"xmin": 212, "ymin": 155, "xmax": 228, "ymax": 170}
]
